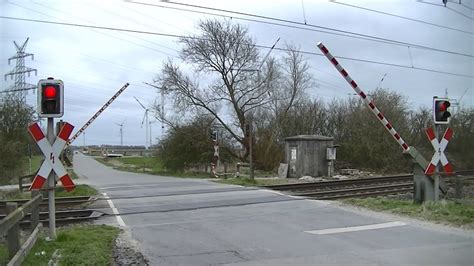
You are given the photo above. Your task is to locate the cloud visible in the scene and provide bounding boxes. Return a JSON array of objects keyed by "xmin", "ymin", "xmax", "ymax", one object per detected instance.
[{"xmin": 1, "ymin": 0, "xmax": 472, "ymax": 145}]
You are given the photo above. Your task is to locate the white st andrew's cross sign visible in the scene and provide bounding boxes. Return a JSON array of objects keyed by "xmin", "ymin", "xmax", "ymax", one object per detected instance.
[
  {"xmin": 425, "ymin": 127, "xmax": 454, "ymax": 176},
  {"xmin": 28, "ymin": 122, "xmax": 76, "ymax": 191}
]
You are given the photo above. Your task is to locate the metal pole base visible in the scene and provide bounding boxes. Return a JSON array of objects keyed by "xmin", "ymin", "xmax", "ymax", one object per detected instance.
[{"xmin": 413, "ymin": 164, "xmax": 438, "ymax": 203}]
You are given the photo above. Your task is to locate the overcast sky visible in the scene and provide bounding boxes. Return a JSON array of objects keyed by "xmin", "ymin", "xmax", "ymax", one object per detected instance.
[{"xmin": 1, "ymin": 0, "xmax": 473, "ymax": 147}]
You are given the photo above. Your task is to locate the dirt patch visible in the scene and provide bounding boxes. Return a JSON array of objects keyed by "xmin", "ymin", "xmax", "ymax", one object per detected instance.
[{"xmin": 112, "ymin": 230, "xmax": 149, "ymax": 266}]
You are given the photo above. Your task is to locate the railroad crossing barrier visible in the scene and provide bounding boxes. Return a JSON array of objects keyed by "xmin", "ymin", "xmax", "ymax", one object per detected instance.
[
  {"xmin": 317, "ymin": 42, "xmax": 447, "ymax": 202},
  {"xmin": 0, "ymin": 193, "xmax": 42, "ymax": 265}
]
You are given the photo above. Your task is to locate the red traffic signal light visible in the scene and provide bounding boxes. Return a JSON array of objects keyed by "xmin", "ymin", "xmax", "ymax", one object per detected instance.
[
  {"xmin": 38, "ymin": 79, "xmax": 64, "ymax": 118},
  {"xmin": 433, "ymin": 98, "xmax": 451, "ymax": 124},
  {"xmin": 43, "ymin": 86, "xmax": 57, "ymax": 98},
  {"xmin": 209, "ymin": 130, "xmax": 218, "ymax": 141}
]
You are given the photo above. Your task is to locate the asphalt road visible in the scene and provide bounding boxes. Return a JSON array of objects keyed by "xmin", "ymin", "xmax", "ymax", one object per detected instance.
[{"xmin": 74, "ymin": 153, "xmax": 473, "ymax": 265}]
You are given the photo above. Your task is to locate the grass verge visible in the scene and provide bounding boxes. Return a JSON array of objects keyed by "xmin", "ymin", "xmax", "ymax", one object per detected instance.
[
  {"xmin": 95, "ymin": 157, "xmax": 210, "ymax": 179},
  {"xmin": 0, "ymin": 184, "xmax": 98, "ymax": 200},
  {"xmin": 95, "ymin": 156, "xmax": 283, "ymax": 181},
  {"xmin": 343, "ymin": 198, "xmax": 474, "ymax": 228},
  {"xmin": 21, "ymin": 225, "xmax": 120, "ymax": 265},
  {"xmin": 0, "ymin": 243, "xmax": 7, "ymax": 265},
  {"xmin": 67, "ymin": 169, "xmax": 79, "ymax": 180}
]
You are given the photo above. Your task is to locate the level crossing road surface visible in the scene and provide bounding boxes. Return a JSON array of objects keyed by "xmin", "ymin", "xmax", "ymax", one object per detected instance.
[{"xmin": 73, "ymin": 153, "xmax": 473, "ymax": 265}]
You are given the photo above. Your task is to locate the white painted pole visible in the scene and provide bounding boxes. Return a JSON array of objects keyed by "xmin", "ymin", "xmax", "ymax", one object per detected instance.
[{"xmin": 47, "ymin": 118, "xmax": 56, "ymax": 239}]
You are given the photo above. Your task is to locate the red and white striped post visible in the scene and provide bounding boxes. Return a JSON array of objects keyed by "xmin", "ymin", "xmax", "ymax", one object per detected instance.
[{"xmin": 317, "ymin": 42, "xmax": 410, "ymax": 152}]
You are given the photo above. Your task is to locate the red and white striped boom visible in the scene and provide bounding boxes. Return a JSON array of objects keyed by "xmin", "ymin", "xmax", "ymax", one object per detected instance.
[
  {"xmin": 317, "ymin": 42, "xmax": 409, "ymax": 151},
  {"xmin": 67, "ymin": 83, "xmax": 130, "ymax": 145}
]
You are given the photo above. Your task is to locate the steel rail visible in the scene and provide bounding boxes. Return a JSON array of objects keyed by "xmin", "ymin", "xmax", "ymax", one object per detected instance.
[
  {"xmin": 262, "ymin": 174, "xmax": 413, "ymax": 191},
  {"xmin": 310, "ymin": 188, "xmax": 414, "ymax": 200},
  {"xmin": 292, "ymin": 183, "xmax": 413, "ymax": 198},
  {"xmin": 0, "ymin": 209, "xmax": 104, "ymax": 229}
]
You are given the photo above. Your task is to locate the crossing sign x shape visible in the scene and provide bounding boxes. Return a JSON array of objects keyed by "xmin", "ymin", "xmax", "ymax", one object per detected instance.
[
  {"xmin": 214, "ymin": 144, "xmax": 219, "ymax": 157},
  {"xmin": 425, "ymin": 127, "xmax": 454, "ymax": 176},
  {"xmin": 28, "ymin": 122, "xmax": 76, "ymax": 191}
]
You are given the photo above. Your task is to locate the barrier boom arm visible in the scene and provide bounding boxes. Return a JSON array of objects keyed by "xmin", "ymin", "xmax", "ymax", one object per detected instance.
[
  {"xmin": 317, "ymin": 42, "xmax": 410, "ymax": 152},
  {"xmin": 67, "ymin": 83, "xmax": 130, "ymax": 145}
]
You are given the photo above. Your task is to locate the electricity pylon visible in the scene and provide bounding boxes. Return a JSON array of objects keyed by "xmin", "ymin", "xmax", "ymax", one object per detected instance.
[{"xmin": 2, "ymin": 38, "xmax": 38, "ymax": 100}]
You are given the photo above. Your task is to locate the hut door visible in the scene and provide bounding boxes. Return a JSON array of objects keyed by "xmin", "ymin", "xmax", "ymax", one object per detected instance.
[{"xmin": 289, "ymin": 146, "xmax": 297, "ymax": 177}]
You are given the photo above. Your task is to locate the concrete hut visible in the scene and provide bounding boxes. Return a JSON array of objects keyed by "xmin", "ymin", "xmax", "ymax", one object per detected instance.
[{"xmin": 284, "ymin": 135, "xmax": 336, "ymax": 178}]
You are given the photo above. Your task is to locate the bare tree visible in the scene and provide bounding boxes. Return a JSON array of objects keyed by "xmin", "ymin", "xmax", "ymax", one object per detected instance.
[{"xmin": 151, "ymin": 19, "xmax": 279, "ymax": 160}]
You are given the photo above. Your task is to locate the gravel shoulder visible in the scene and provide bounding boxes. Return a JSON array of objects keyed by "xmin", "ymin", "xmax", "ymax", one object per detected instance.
[{"xmin": 113, "ymin": 229, "xmax": 149, "ymax": 265}]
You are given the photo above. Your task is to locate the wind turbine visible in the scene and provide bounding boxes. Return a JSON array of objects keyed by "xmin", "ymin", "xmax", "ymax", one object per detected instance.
[
  {"xmin": 134, "ymin": 96, "xmax": 149, "ymax": 149},
  {"xmin": 115, "ymin": 120, "xmax": 125, "ymax": 146},
  {"xmin": 149, "ymin": 120, "xmax": 158, "ymax": 148}
]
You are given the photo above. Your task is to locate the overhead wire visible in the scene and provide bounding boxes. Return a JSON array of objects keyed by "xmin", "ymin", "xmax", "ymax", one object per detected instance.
[
  {"xmin": 417, "ymin": 0, "xmax": 474, "ymax": 20},
  {"xmin": 84, "ymin": 0, "xmax": 180, "ymax": 55},
  {"xmin": 1, "ymin": 15, "xmax": 472, "ymax": 79},
  {"xmin": 118, "ymin": 0, "xmax": 196, "ymax": 35},
  {"xmin": 3, "ymin": 3, "xmax": 165, "ymax": 82},
  {"xmin": 15, "ymin": 1, "xmax": 176, "ymax": 58},
  {"xmin": 30, "ymin": 57, "xmax": 156, "ymax": 91},
  {"xmin": 134, "ymin": 0, "xmax": 474, "ymax": 58},
  {"xmin": 330, "ymin": 1, "xmax": 473, "ymax": 35}
]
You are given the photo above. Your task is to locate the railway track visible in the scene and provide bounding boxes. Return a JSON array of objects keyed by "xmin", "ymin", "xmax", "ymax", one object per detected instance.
[
  {"xmin": 262, "ymin": 174, "xmax": 414, "ymax": 200},
  {"xmin": 262, "ymin": 171, "xmax": 474, "ymax": 200},
  {"xmin": 0, "ymin": 170, "xmax": 471, "ymax": 226},
  {"xmin": 0, "ymin": 209, "xmax": 104, "ymax": 229},
  {"xmin": 0, "ymin": 196, "xmax": 100, "ymax": 227},
  {"xmin": 0, "ymin": 196, "xmax": 94, "ymax": 214}
]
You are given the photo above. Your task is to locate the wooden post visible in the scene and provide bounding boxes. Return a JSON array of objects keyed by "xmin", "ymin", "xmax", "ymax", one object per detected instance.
[
  {"xmin": 224, "ymin": 162, "xmax": 228, "ymax": 179},
  {"xmin": 18, "ymin": 177, "xmax": 23, "ymax": 192},
  {"xmin": 30, "ymin": 190, "xmax": 40, "ymax": 229},
  {"xmin": 454, "ymin": 179, "xmax": 463, "ymax": 199},
  {"xmin": 6, "ymin": 203, "xmax": 20, "ymax": 259}
]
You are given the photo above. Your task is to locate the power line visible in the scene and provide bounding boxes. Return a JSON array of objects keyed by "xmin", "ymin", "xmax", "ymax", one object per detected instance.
[
  {"xmin": 140, "ymin": 0, "xmax": 474, "ymax": 58},
  {"xmin": 84, "ymin": 0, "xmax": 180, "ymax": 54},
  {"xmin": 12, "ymin": 1, "xmax": 176, "ymax": 58},
  {"xmin": 1, "ymin": 15, "xmax": 472, "ymax": 78},
  {"xmin": 266, "ymin": 46, "xmax": 474, "ymax": 79},
  {"xmin": 331, "ymin": 1, "xmax": 473, "ymax": 35},
  {"xmin": 417, "ymin": 0, "xmax": 474, "ymax": 20}
]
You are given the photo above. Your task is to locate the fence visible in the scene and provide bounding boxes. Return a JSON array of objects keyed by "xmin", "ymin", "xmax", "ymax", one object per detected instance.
[
  {"xmin": 18, "ymin": 174, "xmax": 34, "ymax": 192},
  {"xmin": 0, "ymin": 193, "xmax": 42, "ymax": 266}
]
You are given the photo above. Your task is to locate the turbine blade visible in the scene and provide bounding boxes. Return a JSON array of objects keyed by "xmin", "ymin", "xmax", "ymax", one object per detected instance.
[
  {"xmin": 141, "ymin": 112, "xmax": 146, "ymax": 128},
  {"xmin": 134, "ymin": 96, "xmax": 147, "ymax": 110}
]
